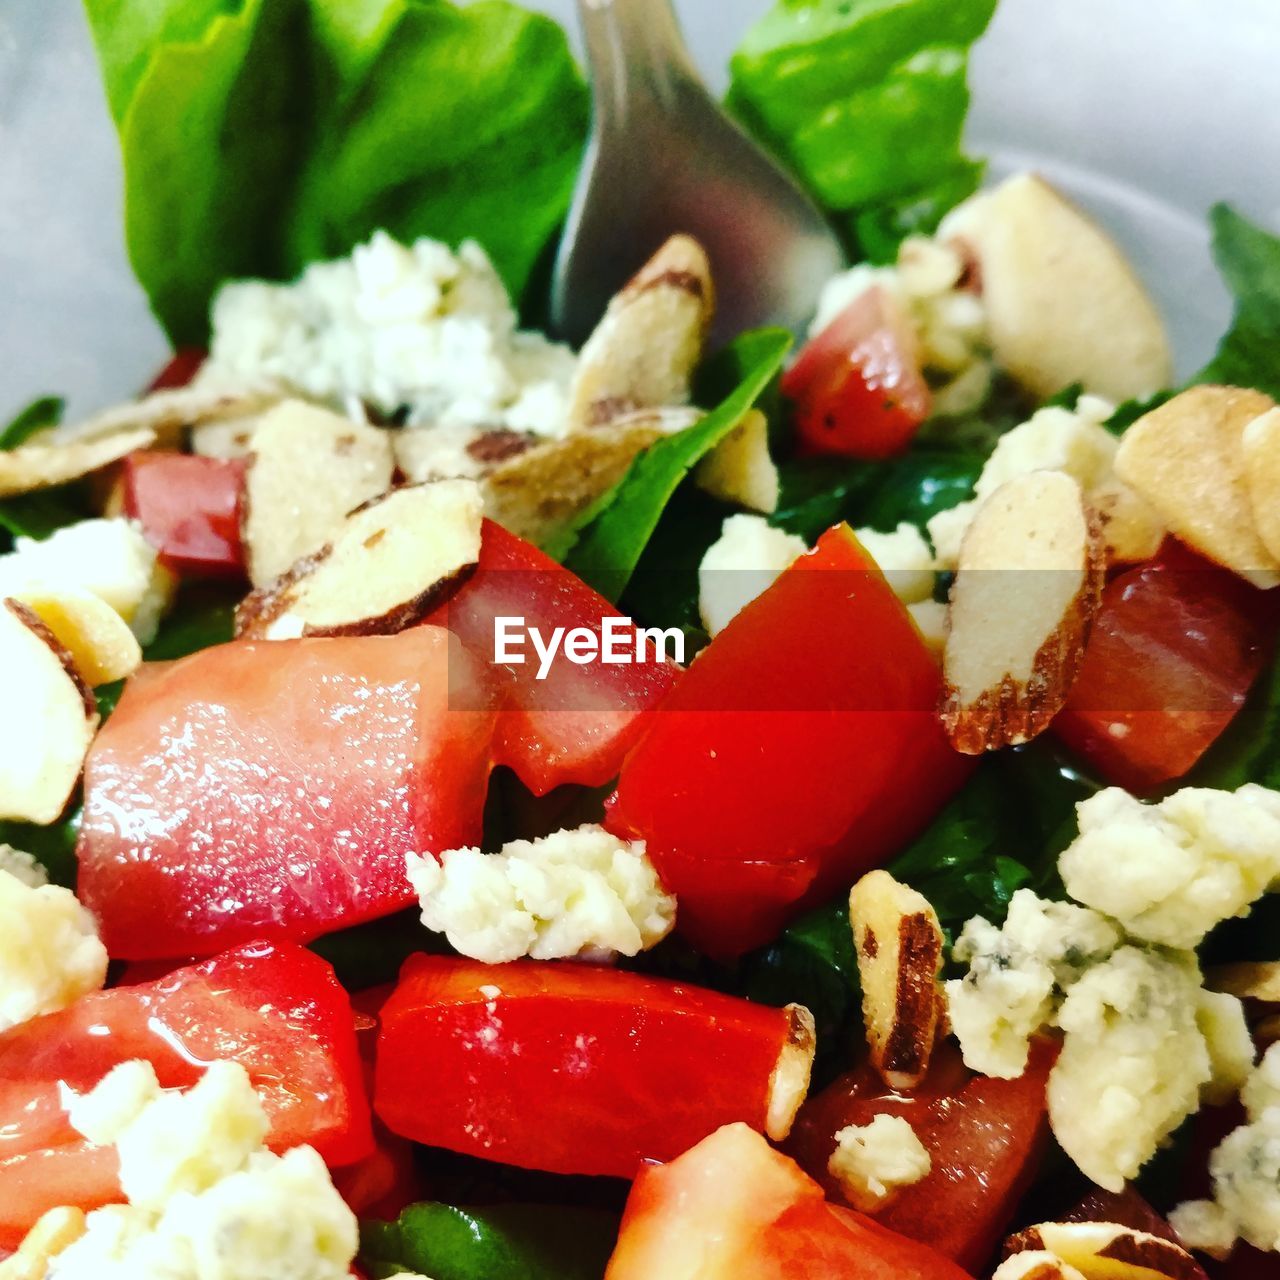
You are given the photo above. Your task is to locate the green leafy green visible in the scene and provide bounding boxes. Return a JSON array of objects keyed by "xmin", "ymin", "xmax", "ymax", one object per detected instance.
[
  {"xmin": 1198, "ymin": 204, "xmax": 1280, "ymax": 399},
  {"xmin": 85, "ymin": 0, "xmax": 587, "ymax": 344},
  {"xmin": 0, "ymin": 807, "xmax": 82, "ymax": 889},
  {"xmin": 729, "ymin": 0, "xmax": 997, "ymax": 255},
  {"xmin": 360, "ymin": 1202, "xmax": 617, "ymax": 1280},
  {"xmin": 0, "ymin": 488, "xmax": 90, "ymax": 545},
  {"xmin": 143, "ymin": 587, "xmax": 238, "ymax": 661},
  {"xmin": 0, "ymin": 396, "xmax": 64, "ymax": 450},
  {"xmin": 562, "ymin": 329, "xmax": 792, "ymax": 600}
]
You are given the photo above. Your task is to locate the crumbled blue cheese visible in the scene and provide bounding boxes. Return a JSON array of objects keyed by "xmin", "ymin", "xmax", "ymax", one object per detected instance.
[
  {"xmin": 852, "ymin": 523, "xmax": 936, "ymax": 604},
  {"xmin": 1060, "ymin": 785, "xmax": 1280, "ymax": 950},
  {"xmin": 0, "ymin": 860, "xmax": 107, "ymax": 1033},
  {"xmin": 0, "ymin": 519, "xmax": 173, "ymax": 644},
  {"xmin": 202, "ymin": 231, "xmax": 577, "ymax": 437},
  {"xmin": 697, "ymin": 514, "xmax": 808, "ymax": 638},
  {"xmin": 405, "ymin": 824, "xmax": 676, "ymax": 964},
  {"xmin": 1170, "ymin": 1043, "xmax": 1280, "ymax": 1257},
  {"xmin": 827, "ymin": 1114, "xmax": 932, "ymax": 1211},
  {"xmin": 34, "ymin": 1061, "xmax": 358, "ymax": 1280}
]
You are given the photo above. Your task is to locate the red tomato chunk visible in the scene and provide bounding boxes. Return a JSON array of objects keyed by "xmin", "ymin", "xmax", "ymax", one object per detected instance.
[
  {"xmin": 0, "ymin": 943, "xmax": 371, "ymax": 1247},
  {"xmin": 375, "ymin": 955, "xmax": 807, "ymax": 1179},
  {"xmin": 78, "ymin": 628, "xmax": 498, "ymax": 959}
]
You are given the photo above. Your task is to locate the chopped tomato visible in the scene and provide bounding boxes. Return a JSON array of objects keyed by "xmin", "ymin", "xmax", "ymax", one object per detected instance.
[
  {"xmin": 605, "ymin": 1122, "xmax": 970, "ymax": 1280},
  {"xmin": 122, "ymin": 451, "xmax": 247, "ymax": 579},
  {"xmin": 1053, "ymin": 542, "xmax": 1273, "ymax": 792},
  {"xmin": 785, "ymin": 1038, "xmax": 1055, "ymax": 1271},
  {"xmin": 146, "ymin": 347, "xmax": 206, "ymax": 392},
  {"xmin": 0, "ymin": 943, "xmax": 371, "ymax": 1247},
  {"xmin": 782, "ymin": 287, "xmax": 931, "ymax": 460},
  {"xmin": 375, "ymin": 956, "xmax": 809, "ymax": 1179},
  {"xmin": 424, "ymin": 520, "xmax": 680, "ymax": 794},
  {"xmin": 78, "ymin": 628, "xmax": 498, "ymax": 958},
  {"xmin": 608, "ymin": 524, "xmax": 973, "ymax": 956}
]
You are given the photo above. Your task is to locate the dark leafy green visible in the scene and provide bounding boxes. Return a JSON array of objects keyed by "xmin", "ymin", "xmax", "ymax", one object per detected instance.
[
  {"xmin": 0, "ymin": 807, "xmax": 82, "ymax": 889},
  {"xmin": 0, "ymin": 396, "xmax": 64, "ymax": 450},
  {"xmin": 729, "ymin": 0, "xmax": 997, "ymax": 256},
  {"xmin": 1187, "ymin": 653, "xmax": 1280, "ymax": 792},
  {"xmin": 360, "ymin": 1202, "xmax": 617, "ymax": 1280},
  {"xmin": 85, "ymin": 0, "xmax": 587, "ymax": 343},
  {"xmin": 0, "ymin": 488, "xmax": 90, "ymax": 545},
  {"xmin": 1198, "ymin": 204, "xmax": 1280, "ymax": 399},
  {"xmin": 562, "ymin": 329, "xmax": 792, "ymax": 600},
  {"xmin": 143, "ymin": 586, "xmax": 239, "ymax": 661},
  {"xmin": 308, "ymin": 909, "xmax": 438, "ymax": 989}
]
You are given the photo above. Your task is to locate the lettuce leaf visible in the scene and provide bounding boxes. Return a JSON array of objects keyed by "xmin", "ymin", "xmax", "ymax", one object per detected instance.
[
  {"xmin": 729, "ymin": 0, "xmax": 997, "ymax": 255},
  {"xmin": 1198, "ymin": 204, "xmax": 1280, "ymax": 399},
  {"xmin": 84, "ymin": 0, "xmax": 587, "ymax": 344}
]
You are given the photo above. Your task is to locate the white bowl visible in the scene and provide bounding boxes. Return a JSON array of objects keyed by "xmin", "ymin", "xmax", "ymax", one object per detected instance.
[{"xmin": 2, "ymin": 0, "xmax": 1278, "ymax": 418}]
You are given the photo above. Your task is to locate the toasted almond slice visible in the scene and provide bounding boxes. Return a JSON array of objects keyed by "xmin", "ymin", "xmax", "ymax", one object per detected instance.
[
  {"xmin": 1090, "ymin": 475, "xmax": 1166, "ymax": 565},
  {"xmin": 0, "ymin": 1206, "xmax": 88, "ymax": 1280},
  {"xmin": 242, "ymin": 400, "xmax": 395, "ymax": 586},
  {"xmin": 993, "ymin": 1251, "xmax": 1089, "ymax": 1280},
  {"xmin": 189, "ymin": 414, "xmax": 270, "ymax": 460},
  {"xmin": 906, "ymin": 598, "xmax": 947, "ymax": 660},
  {"xmin": 480, "ymin": 407, "xmax": 699, "ymax": 548},
  {"xmin": 1006, "ymin": 1222, "xmax": 1205, "ymax": 1280},
  {"xmin": 395, "ymin": 425, "xmax": 537, "ymax": 485},
  {"xmin": 765, "ymin": 1003, "xmax": 816, "ymax": 1141},
  {"xmin": 237, "ymin": 480, "xmax": 483, "ymax": 640},
  {"xmin": 15, "ymin": 588, "xmax": 142, "ymax": 685},
  {"xmin": 61, "ymin": 384, "xmax": 283, "ymax": 447},
  {"xmin": 0, "ymin": 599, "xmax": 97, "ymax": 824},
  {"xmin": 1115, "ymin": 385, "xmax": 1280, "ymax": 587},
  {"xmin": 694, "ymin": 409, "xmax": 779, "ymax": 513},
  {"xmin": 566, "ymin": 234, "xmax": 714, "ymax": 430},
  {"xmin": 848, "ymin": 870, "xmax": 945, "ymax": 1090},
  {"xmin": 943, "ymin": 471, "xmax": 1103, "ymax": 753},
  {"xmin": 0, "ymin": 427, "xmax": 155, "ymax": 498},
  {"xmin": 1207, "ymin": 960, "xmax": 1280, "ymax": 1003},
  {"xmin": 1242, "ymin": 406, "xmax": 1280, "ymax": 562}
]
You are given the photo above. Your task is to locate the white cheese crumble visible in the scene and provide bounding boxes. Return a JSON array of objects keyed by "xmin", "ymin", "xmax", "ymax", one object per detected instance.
[
  {"xmin": 30, "ymin": 1060, "xmax": 358, "ymax": 1280},
  {"xmin": 0, "ymin": 519, "xmax": 173, "ymax": 645},
  {"xmin": 0, "ymin": 842, "xmax": 48, "ymax": 887},
  {"xmin": 813, "ymin": 235, "xmax": 992, "ymax": 418},
  {"xmin": 826, "ymin": 1114, "xmax": 932, "ymax": 1212},
  {"xmin": 201, "ymin": 231, "xmax": 577, "ymax": 438},
  {"xmin": 697, "ymin": 514, "xmax": 808, "ymax": 638},
  {"xmin": 1171, "ymin": 1043, "xmax": 1280, "ymax": 1257},
  {"xmin": 1060, "ymin": 785, "xmax": 1280, "ymax": 950},
  {"xmin": 405, "ymin": 824, "xmax": 676, "ymax": 964},
  {"xmin": 852, "ymin": 523, "xmax": 936, "ymax": 604},
  {"xmin": 0, "ymin": 860, "xmax": 107, "ymax": 1033}
]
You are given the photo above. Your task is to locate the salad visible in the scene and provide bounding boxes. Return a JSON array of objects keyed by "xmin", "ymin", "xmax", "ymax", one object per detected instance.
[{"xmin": 1, "ymin": 1, "xmax": 1279, "ymax": 1277}]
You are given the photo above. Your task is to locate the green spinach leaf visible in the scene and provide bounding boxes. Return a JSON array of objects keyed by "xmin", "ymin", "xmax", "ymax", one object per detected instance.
[
  {"xmin": 0, "ymin": 807, "xmax": 82, "ymax": 889},
  {"xmin": 0, "ymin": 396, "xmax": 64, "ymax": 450}
]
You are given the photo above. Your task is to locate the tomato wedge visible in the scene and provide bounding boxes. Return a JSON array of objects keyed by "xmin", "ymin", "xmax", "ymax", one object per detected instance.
[
  {"xmin": 608, "ymin": 524, "xmax": 972, "ymax": 956},
  {"xmin": 1053, "ymin": 542, "xmax": 1273, "ymax": 792},
  {"xmin": 0, "ymin": 943, "xmax": 371, "ymax": 1247},
  {"xmin": 605, "ymin": 1122, "xmax": 969, "ymax": 1280},
  {"xmin": 78, "ymin": 628, "xmax": 498, "ymax": 959},
  {"xmin": 122, "ymin": 451, "xmax": 247, "ymax": 579},
  {"xmin": 375, "ymin": 955, "xmax": 811, "ymax": 1179},
  {"xmin": 786, "ymin": 1038, "xmax": 1055, "ymax": 1271},
  {"xmin": 146, "ymin": 348, "xmax": 206, "ymax": 392},
  {"xmin": 782, "ymin": 287, "xmax": 931, "ymax": 460},
  {"xmin": 425, "ymin": 520, "xmax": 680, "ymax": 794}
]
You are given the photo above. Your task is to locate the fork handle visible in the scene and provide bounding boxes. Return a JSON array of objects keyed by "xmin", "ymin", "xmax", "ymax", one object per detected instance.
[{"xmin": 576, "ymin": 0, "xmax": 700, "ymax": 128}]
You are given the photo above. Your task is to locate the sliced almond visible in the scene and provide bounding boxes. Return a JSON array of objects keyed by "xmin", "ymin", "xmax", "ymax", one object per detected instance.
[
  {"xmin": 1090, "ymin": 476, "xmax": 1166, "ymax": 565},
  {"xmin": 241, "ymin": 399, "xmax": 395, "ymax": 586},
  {"xmin": 848, "ymin": 870, "xmax": 945, "ymax": 1090},
  {"xmin": 189, "ymin": 414, "xmax": 269, "ymax": 460},
  {"xmin": 943, "ymin": 471, "xmax": 1103, "ymax": 752},
  {"xmin": 0, "ymin": 427, "xmax": 155, "ymax": 498},
  {"xmin": 1207, "ymin": 961, "xmax": 1280, "ymax": 1003},
  {"xmin": 480, "ymin": 407, "xmax": 699, "ymax": 548},
  {"xmin": 0, "ymin": 1206, "xmax": 88, "ymax": 1280},
  {"xmin": 1242, "ymin": 407, "xmax": 1280, "ymax": 562},
  {"xmin": 395, "ymin": 425, "xmax": 537, "ymax": 485},
  {"xmin": 1006, "ymin": 1222, "xmax": 1205, "ymax": 1280},
  {"xmin": 765, "ymin": 1003, "xmax": 816, "ymax": 1141},
  {"xmin": 1115, "ymin": 385, "xmax": 1280, "ymax": 587},
  {"xmin": 237, "ymin": 480, "xmax": 482, "ymax": 640},
  {"xmin": 15, "ymin": 587, "xmax": 143, "ymax": 685},
  {"xmin": 566, "ymin": 234, "xmax": 714, "ymax": 430},
  {"xmin": 906, "ymin": 598, "xmax": 947, "ymax": 660},
  {"xmin": 0, "ymin": 599, "xmax": 97, "ymax": 824},
  {"xmin": 993, "ymin": 1252, "xmax": 1089, "ymax": 1280},
  {"xmin": 61, "ymin": 384, "xmax": 283, "ymax": 447},
  {"xmin": 694, "ymin": 409, "xmax": 779, "ymax": 513}
]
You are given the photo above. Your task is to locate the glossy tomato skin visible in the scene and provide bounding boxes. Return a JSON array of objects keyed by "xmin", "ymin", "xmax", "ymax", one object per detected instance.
[
  {"xmin": 375, "ymin": 955, "xmax": 798, "ymax": 1179},
  {"xmin": 782, "ymin": 287, "xmax": 931, "ymax": 460},
  {"xmin": 146, "ymin": 348, "xmax": 206, "ymax": 391},
  {"xmin": 425, "ymin": 520, "xmax": 680, "ymax": 795},
  {"xmin": 609, "ymin": 524, "xmax": 973, "ymax": 957},
  {"xmin": 78, "ymin": 628, "xmax": 498, "ymax": 959},
  {"xmin": 786, "ymin": 1038, "xmax": 1056, "ymax": 1272},
  {"xmin": 1053, "ymin": 543, "xmax": 1273, "ymax": 792},
  {"xmin": 605, "ymin": 1122, "xmax": 969, "ymax": 1280},
  {"xmin": 122, "ymin": 451, "xmax": 247, "ymax": 579},
  {"xmin": 0, "ymin": 943, "xmax": 371, "ymax": 1247}
]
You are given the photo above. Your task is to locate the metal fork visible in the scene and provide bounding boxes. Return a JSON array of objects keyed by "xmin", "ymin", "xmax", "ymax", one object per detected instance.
[{"xmin": 550, "ymin": 0, "xmax": 846, "ymax": 347}]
